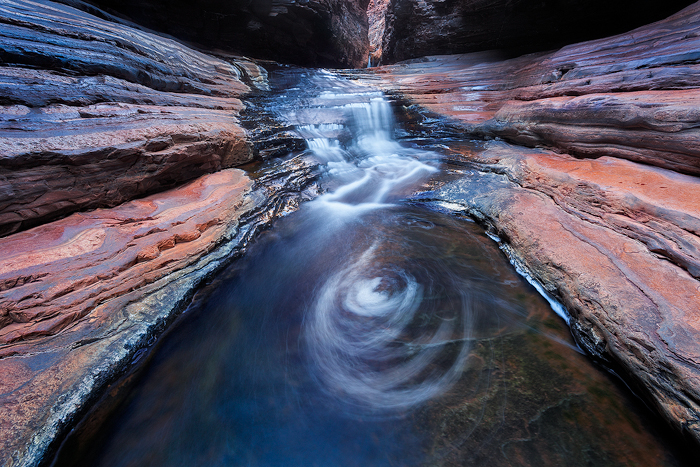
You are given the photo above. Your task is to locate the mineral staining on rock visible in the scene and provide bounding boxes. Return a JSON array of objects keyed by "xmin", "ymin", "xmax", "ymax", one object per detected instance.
[
  {"xmin": 362, "ymin": 2, "xmax": 700, "ymax": 444},
  {"xmin": 0, "ymin": 0, "xmax": 261, "ymax": 237}
]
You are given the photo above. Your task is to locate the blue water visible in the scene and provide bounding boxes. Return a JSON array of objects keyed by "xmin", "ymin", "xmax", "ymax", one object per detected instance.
[{"xmin": 52, "ymin": 69, "xmax": 694, "ymax": 467}]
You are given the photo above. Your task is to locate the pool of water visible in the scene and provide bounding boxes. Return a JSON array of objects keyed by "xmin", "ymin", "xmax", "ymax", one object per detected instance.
[{"xmin": 51, "ymin": 68, "xmax": 694, "ymax": 467}]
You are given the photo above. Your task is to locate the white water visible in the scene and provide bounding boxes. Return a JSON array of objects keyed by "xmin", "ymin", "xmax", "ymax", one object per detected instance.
[{"xmin": 290, "ymin": 73, "xmax": 473, "ymax": 413}]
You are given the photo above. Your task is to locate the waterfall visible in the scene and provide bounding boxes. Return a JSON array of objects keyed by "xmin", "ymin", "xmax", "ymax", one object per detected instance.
[
  {"xmin": 289, "ymin": 72, "xmax": 473, "ymax": 414},
  {"xmin": 305, "ymin": 91, "xmax": 437, "ymax": 216}
]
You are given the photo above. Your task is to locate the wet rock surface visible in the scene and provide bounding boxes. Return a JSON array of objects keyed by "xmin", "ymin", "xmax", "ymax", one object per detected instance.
[
  {"xmin": 356, "ymin": 3, "xmax": 700, "ymax": 445},
  {"xmin": 2, "ymin": 0, "xmax": 700, "ymax": 463},
  {"xmin": 0, "ymin": 0, "xmax": 264, "ymax": 237},
  {"xmin": 0, "ymin": 2, "xmax": 323, "ymax": 465},
  {"xmin": 422, "ymin": 142, "xmax": 700, "ymax": 444},
  {"xmin": 379, "ymin": 0, "xmax": 695, "ymax": 63},
  {"xmin": 62, "ymin": 0, "xmax": 370, "ymax": 68},
  {"xmin": 366, "ymin": 2, "xmax": 700, "ymax": 175},
  {"xmin": 0, "ymin": 151, "xmax": 321, "ymax": 466},
  {"xmin": 0, "ymin": 169, "xmax": 256, "ymax": 466}
]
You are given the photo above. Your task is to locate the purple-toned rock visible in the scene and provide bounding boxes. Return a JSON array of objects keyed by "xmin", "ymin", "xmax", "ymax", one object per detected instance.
[
  {"xmin": 64, "ymin": 0, "xmax": 370, "ymax": 68},
  {"xmin": 379, "ymin": 0, "xmax": 695, "ymax": 64},
  {"xmin": 0, "ymin": 0, "xmax": 267, "ymax": 236}
]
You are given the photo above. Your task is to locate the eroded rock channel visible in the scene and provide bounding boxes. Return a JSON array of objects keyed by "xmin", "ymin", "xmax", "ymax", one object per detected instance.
[
  {"xmin": 1, "ymin": 1, "xmax": 699, "ymax": 466},
  {"xmin": 47, "ymin": 67, "xmax": 698, "ymax": 467}
]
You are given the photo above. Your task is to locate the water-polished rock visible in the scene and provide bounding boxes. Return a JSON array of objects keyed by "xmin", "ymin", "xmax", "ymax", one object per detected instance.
[
  {"xmin": 0, "ymin": 169, "xmax": 256, "ymax": 466},
  {"xmin": 367, "ymin": 2, "xmax": 700, "ymax": 175},
  {"xmin": 360, "ymin": 4, "xmax": 700, "ymax": 445},
  {"xmin": 431, "ymin": 141, "xmax": 700, "ymax": 446},
  {"xmin": 0, "ymin": 0, "xmax": 264, "ymax": 236},
  {"xmin": 60, "ymin": 0, "xmax": 370, "ymax": 68},
  {"xmin": 379, "ymin": 0, "xmax": 695, "ymax": 63}
]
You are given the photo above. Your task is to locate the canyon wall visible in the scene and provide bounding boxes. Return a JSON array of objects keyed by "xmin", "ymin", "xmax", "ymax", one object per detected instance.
[
  {"xmin": 379, "ymin": 0, "xmax": 696, "ymax": 64},
  {"xmin": 0, "ymin": 1, "xmax": 316, "ymax": 465},
  {"xmin": 59, "ymin": 0, "xmax": 370, "ymax": 68},
  {"xmin": 2, "ymin": 0, "xmax": 700, "ymax": 464},
  {"xmin": 364, "ymin": 1, "xmax": 700, "ymax": 445},
  {"xmin": 0, "ymin": 0, "xmax": 266, "ymax": 237}
]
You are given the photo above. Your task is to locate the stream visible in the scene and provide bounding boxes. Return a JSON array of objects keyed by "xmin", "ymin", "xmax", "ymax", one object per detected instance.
[{"xmin": 52, "ymin": 68, "xmax": 694, "ymax": 467}]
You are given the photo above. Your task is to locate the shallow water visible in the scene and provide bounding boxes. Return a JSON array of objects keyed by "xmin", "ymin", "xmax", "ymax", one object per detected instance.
[{"xmin": 53, "ymin": 69, "xmax": 694, "ymax": 467}]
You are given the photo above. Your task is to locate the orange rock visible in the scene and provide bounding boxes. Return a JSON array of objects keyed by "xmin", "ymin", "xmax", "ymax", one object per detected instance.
[
  {"xmin": 0, "ymin": 169, "xmax": 256, "ymax": 465},
  {"xmin": 362, "ymin": 2, "xmax": 700, "ymax": 446},
  {"xmin": 430, "ymin": 141, "xmax": 700, "ymax": 444},
  {"xmin": 367, "ymin": 2, "xmax": 700, "ymax": 175}
]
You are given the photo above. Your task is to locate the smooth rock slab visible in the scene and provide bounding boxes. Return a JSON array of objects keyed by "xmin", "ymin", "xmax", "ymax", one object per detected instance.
[
  {"xmin": 430, "ymin": 141, "xmax": 700, "ymax": 444},
  {"xmin": 0, "ymin": 102, "xmax": 250, "ymax": 236},
  {"xmin": 0, "ymin": 169, "xmax": 257, "ymax": 466},
  {"xmin": 0, "ymin": 0, "xmax": 262, "ymax": 236},
  {"xmin": 366, "ymin": 1, "xmax": 700, "ymax": 175}
]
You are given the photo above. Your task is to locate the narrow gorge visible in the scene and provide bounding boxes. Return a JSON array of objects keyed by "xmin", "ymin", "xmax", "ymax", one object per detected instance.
[{"xmin": 1, "ymin": 1, "xmax": 699, "ymax": 466}]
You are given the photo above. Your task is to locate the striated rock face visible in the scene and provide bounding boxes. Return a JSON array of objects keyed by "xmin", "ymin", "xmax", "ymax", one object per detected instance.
[
  {"xmin": 0, "ymin": 169, "xmax": 259, "ymax": 466},
  {"xmin": 370, "ymin": 2, "xmax": 700, "ymax": 176},
  {"xmin": 0, "ymin": 170, "xmax": 253, "ymax": 348},
  {"xmin": 363, "ymin": 2, "xmax": 700, "ymax": 444},
  {"xmin": 0, "ymin": 2, "xmax": 314, "ymax": 465},
  {"xmin": 0, "ymin": 0, "xmax": 267, "ymax": 237},
  {"xmin": 430, "ymin": 142, "xmax": 700, "ymax": 446},
  {"xmin": 65, "ymin": 0, "xmax": 370, "ymax": 68},
  {"xmin": 380, "ymin": 0, "xmax": 696, "ymax": 64}
]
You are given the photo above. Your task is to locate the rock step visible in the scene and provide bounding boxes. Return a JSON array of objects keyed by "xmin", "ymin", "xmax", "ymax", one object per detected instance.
[
  {"xmin": 0, "ymin": 169, "xmax": 256, "ymax": 466},
  {"xmin": 432, "ymin": 141, "xmax": 700, "ymax": 445}
]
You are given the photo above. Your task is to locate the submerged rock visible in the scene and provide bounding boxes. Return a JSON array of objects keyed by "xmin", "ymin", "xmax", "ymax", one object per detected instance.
[
  {"xmin": 430, "ymin": 141, "xmax": 700, "ymax": 446},
  {"xmin": 362, "ymin": 2, "xmax": 700, "ymax": 445}
]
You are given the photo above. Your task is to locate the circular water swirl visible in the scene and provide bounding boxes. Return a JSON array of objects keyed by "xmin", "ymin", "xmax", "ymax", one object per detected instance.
[{"xmin": 304, "ymin": 243, "xmax": 475, "ymax": 414}]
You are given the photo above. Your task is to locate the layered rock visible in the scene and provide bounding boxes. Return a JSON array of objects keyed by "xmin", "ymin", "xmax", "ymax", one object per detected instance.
[
  {"xmin": 0, "ymin": 2, "xmax": 287, "ymax": 465},
  {"xmin": 362, "ymin": 1, "xmax": 700, "ymax": 444},
  {"xmin": 380, "ymin": 0, "xmax": 695, "ymax": 64},
  {"xmin": 429, "ymin": 142, "xmax": 700, "ymax": 445},
  {"xmin": 0, "ymin": 169, "xmax": 259, "ymax": 466},
  {"xmin": 0, "ymin": 0, "xmax": 264, "ymax": 236},
  {"xmin": 369, "ymin": 2, "xmax": 700, "ymax": 175},
  {"xmin": 63, "ymin": 0, "xmax": 370, "ymax": 68}
]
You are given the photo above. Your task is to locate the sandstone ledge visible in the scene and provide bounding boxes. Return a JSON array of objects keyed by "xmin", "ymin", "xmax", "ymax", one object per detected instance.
[
  {"xmin": 0, "ymin": 169, "xmax": 258, "ymax": 466},
  {"xmin": 366, "ymin": 1, "xmax": 700, "ymax": 176},
  {"xmin": 0, "ymin": 0, "xmax": 266, "ymax": 237},
  {"xmin": 428, "ymin": 142, "xmax": 700, "ymax": 444},
  {"xmin": 359, "ymin": 1, "xmax": 700, "ymax": 446}
]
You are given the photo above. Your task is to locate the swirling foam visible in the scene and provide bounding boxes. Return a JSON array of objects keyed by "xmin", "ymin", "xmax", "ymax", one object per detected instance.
[{"xmin": 305, "ymin": 243, "xmax": 473, "ymax": 414}]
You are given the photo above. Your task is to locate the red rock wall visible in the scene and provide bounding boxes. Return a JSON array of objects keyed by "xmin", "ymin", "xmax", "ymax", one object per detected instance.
[
  {"xmin": 369, "ymin": 2, "xmax": 700, "ymax": 176},
  {"xmin": 0, "ymin": 0, "xmax": 265, "ymax": 236},
  {"xmin": 362, "ymin": 1, "xmax": 700, "ymax": 445}
]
